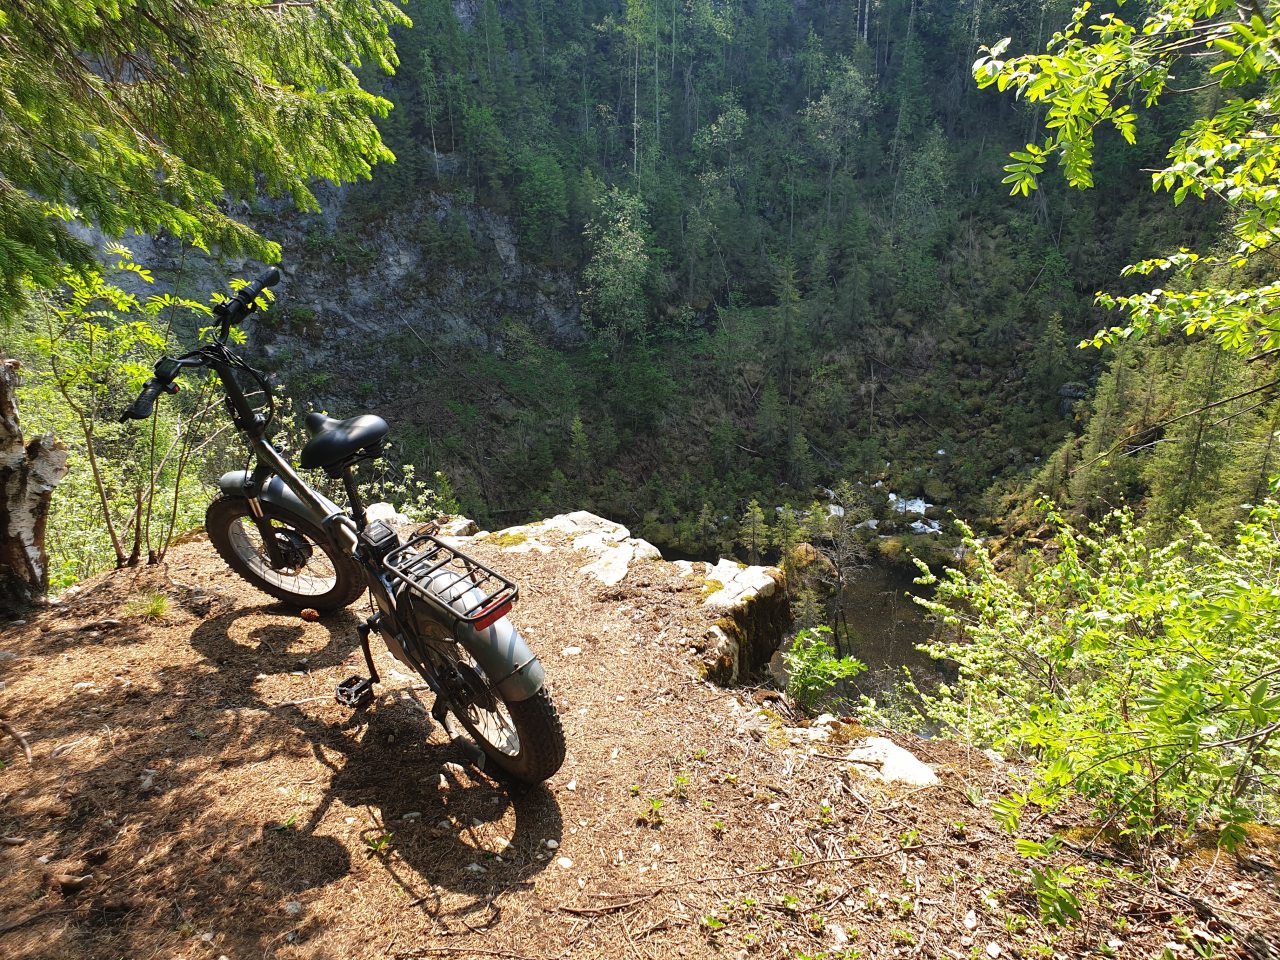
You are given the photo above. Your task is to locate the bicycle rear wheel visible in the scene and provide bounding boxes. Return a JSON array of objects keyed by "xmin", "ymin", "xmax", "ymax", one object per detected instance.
[{"xmin": 441, "ymin": 651, "xmax": 566, "ymax": 783}]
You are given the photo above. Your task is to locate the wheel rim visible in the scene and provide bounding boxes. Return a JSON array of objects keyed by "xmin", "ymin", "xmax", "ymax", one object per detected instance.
[
  {"xmin": 226, "ymin": 514, "xmax": 339, "ymax": 597},
  {"xmin": 453, "ymin": 662, "xmax": 521, "ymax": 757}
]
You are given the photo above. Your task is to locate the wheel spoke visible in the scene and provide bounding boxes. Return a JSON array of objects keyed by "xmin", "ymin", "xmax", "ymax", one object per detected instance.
[
  {"xmin": 449, "ymin": 656, "xmax": 522, "ymax": 757},
  {"xmin": 466, "ymin": 700, "xmax": 521, "ymax": 756},
  {"xmin": 227, "ymin": 517, "xmax": 338, "ymax": 597}
]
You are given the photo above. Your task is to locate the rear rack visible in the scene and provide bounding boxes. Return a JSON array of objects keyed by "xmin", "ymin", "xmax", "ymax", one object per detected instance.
[{"xmin": 383, "ymin": 532, "xmax": 518, "ymax": 631}]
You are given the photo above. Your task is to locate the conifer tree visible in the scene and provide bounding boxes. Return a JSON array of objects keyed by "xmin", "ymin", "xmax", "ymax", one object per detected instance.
[
  {"xmin": 737, "ymin": 498, "xmax": 769, "ymax": 564},
  {"xmin": 0, "ymin": 0, "xmax": 409, "ymax": 313}
]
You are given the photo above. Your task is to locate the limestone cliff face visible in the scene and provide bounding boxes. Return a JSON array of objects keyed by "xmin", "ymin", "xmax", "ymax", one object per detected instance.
[{"xmin": 120, "ymin": 189, "xmax": 581, "ymax": 409}]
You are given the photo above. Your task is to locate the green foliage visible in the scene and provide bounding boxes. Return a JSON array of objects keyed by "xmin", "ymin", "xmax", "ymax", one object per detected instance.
[
  {"xmin": 736, "ymin": 499, "xmax": 770, "ymax": 564},
  {"xmin": 513, "ymin": 148, "xmax": 568, "ymax": 256},
  {"xmin": 581, "ymin": 187, "xmax": 657, "ymax": 358},
  {"xmin": 0, "ymin": 0, "xmax": 407, "ymax": 314},
  {"xmin": 782, "ymin": 626, "xmax": 866, "ymax": 714},
  {"xmin": 20, "ymin": 247, "xmax": 229, "ymax": 581},
  {"xmin": 918, "ymin": 505, "xmax": 1280, "ymax": 839},
  {"xmin": 124, "ymin": 590, "xmax": 170, "ymax": 622},
  {"xmin": 319, "ymin": 0, "xmax": 1187, "ymax": 536},
  {"xmin": 976, "ymin": 0, "xmax": 1280, "ymax": 355}
]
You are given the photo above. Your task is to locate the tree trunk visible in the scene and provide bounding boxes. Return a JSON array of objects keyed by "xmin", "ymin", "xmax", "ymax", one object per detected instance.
[{"xmin": 0, "ymin": 357, "xmax": 69, "ymax": 614}]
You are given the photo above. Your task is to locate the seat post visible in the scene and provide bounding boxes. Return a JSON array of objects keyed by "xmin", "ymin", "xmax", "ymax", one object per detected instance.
[{"xmin": 341, "ymin": 465, "xmax": 367, "ymax": 530}]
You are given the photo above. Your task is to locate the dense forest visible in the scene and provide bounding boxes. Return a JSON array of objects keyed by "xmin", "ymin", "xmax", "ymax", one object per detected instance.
[
  {"xmin": 11, "ymin": 0, "xmax": 1276, "ymax": 575},
  {"xmin": 295, "ymin": 0, "xmax": 1253, "ymax": 556}
]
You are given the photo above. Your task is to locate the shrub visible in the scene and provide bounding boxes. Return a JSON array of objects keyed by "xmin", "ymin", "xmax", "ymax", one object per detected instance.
[
  {"xmin": 783, "ymin": 626, "xmax": 866, "ymax": 714},
  {"xmin": 917, "ymin": 502, "xmax": 1280, "ymax": 842}
]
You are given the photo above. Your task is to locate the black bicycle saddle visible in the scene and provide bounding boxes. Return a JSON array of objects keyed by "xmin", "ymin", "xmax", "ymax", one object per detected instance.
[{"xmin": 299, "ymin": 411, "xmax": 388, "ymax": 470}]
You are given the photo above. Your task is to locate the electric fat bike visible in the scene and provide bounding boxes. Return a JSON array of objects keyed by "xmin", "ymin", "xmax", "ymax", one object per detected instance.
[{"xmin": 120, "ymin": 268, "xmax": 566, "ymax": 783}]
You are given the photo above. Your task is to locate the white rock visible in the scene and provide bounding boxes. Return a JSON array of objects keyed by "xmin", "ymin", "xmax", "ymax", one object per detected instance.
[
  {"xmin": 702, "ymin": 561, "xmax": 778, "ymax": 609},
  {"xmin": 908, "ymin": 519, "xmax": 942, "ymax": 535},
  {"xmin": 986, "ymin": 943, "xmax": 1001, "ymax": 958},
  {"xmin": 560, "ymin": 646, "xmax": 583, "ymax": 657},
  {"xmin": 464, "ymin": 863, "xmax": 487, "ymax": 874},
  {"xmin": 544, "ymin": 839, "xmax": 560, "ymax": 849},
  {"xmin": 827, "ymin": 504, "xmax": 845, "ymax": 518},
  {"xmin": 556, "ymin": 857, "xmax": 574, "ymax": 869},
  {"xmin": 365, "ymin": 502, "xmax": 412, "ymax": 525},
  {"xmin": 544, "ymin": 511, "xmax": 630, "ymax": 542},
  {"xmin": 285, "ymin": 901, "xmax": 303, "ymax": 916},
  {"xmin": 888, "ymin": 494, "xmax": 931, "ymax": 515},
  {"xmin": 672, "ymin": 560, "xmax": 696, "ymax": 577},
  {"xmin": 785, "ymin": 724, "xmax": 832, "ymax": 743},
  {"xmin": 436, "ymin": 516, "xmax": 479, "ymax": 537},
  {"xmin": 580, "ymin": 543, "xmax": 634, "ymax": 586},
  {"xmin": 631, "ymin": 539, "xmax": 662, "ymax": 562},
  {"xmin": 964, "ymin": 910, "xmax": 978, "ymax": 930},
  {"xmin": 502, "ymin": 538, "xmax": 554, "ymax": 554},
  {"xmin": 844, "ymin": 737, "xmax": 940, "ymax": 787},
  {"xmin": 565, "ymin": 779, "xmax": 577, "ymax": 791}
]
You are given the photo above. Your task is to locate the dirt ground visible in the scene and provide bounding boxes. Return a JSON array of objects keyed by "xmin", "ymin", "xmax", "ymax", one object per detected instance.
[{"xmin": 1, "ymin": 532, "xmax": 1278, "ymax": 960}]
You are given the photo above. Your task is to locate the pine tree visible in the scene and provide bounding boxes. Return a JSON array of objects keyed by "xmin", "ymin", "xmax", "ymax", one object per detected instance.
[
  {"xmin": 771, "ymin": 503, "xmax": 800, "ymax": 571},
  {"xmin": 0, "ymin": 0, "xmax": 409, "ymax": 314},
  {"xmin": 737, "ymin": 498, "xmax": 770, "ymax": 564}
]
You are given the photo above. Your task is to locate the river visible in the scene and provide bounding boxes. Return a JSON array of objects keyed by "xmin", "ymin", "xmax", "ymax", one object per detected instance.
[{"xmin": 832, "ymin": 560, "xmax": 954, "ymax": 704}]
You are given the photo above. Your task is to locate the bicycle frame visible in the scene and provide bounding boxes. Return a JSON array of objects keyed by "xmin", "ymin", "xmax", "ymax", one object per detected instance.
[
  {"xmin": 119, "ymin": 270, "xmax": 563, "ymax": 782},
  {"xmin": 199, "ymin": 345, "xmax": 545, "ymax": 702}
]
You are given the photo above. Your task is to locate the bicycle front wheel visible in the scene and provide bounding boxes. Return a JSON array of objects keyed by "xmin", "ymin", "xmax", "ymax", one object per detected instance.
[{"xmin": 205, "ymin": 496, "xmax": 366, "ymax": 612}]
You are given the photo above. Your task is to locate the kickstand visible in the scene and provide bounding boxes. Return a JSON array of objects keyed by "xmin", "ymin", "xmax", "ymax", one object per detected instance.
[{"xmin": 430, "ymin": 696, "xmax": 449, "ymax": 726}]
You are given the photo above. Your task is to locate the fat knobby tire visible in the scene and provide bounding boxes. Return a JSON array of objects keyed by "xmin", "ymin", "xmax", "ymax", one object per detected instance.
[
  {"xmin": 205, "ymin": 496, "xmax": 366, "ymax": 612},
  {"xmin": 458, "ymin": 687, "xmax": 566, "ymax": 784}
]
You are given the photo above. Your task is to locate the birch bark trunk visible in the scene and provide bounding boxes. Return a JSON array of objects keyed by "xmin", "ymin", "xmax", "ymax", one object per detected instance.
[{"xmin": 0, "ymin": 357, "xmax": 68, "ymax": 613}]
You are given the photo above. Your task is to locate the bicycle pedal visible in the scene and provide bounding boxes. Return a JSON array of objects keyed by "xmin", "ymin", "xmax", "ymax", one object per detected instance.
[{"xmin": 336, "ymin": 675, "xmax": 375, "ymax": 709}]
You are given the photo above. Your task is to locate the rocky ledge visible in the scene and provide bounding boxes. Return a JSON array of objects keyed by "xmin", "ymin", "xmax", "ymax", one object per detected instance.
[{"xmin": 432, "ymin": 510, "xmax": 792, "ymax": 685}]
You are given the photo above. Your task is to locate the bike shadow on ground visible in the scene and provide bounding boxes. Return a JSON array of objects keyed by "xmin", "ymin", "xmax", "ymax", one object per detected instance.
[{"xmin": 185, "ymin": 603, "xmax": 564, "ymax": 911}]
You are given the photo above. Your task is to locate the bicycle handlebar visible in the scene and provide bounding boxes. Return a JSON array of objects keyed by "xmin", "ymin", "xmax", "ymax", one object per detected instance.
[
  {"xmin": 119, "ymin": 268, "xmax": 283, "ymax": 422},
  {"xmin": 218, "ymin": 267, "xmax": 282, "ymax": 337},
  {"xmin": 239, "ymin": 267, "xmax": 282, "ymax": 305},
  {"xmin": 120, "ymin": 377, "xmax": 167, "ymax": 421}
]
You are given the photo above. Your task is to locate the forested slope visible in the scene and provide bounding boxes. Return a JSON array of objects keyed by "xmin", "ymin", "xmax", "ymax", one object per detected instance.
[{"xmin": 250, "ymin": 0, "xmax": 1229, "ymax": 550}]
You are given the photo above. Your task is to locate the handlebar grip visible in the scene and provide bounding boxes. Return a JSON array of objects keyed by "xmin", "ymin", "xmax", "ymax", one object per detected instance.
[
  {"xmin": 120, "ymin": 377, "xmax": 164, "ymax": 422},
  {"xmin": 237, "ymin": 267, "xmax": 282, "ymax": 306}
]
